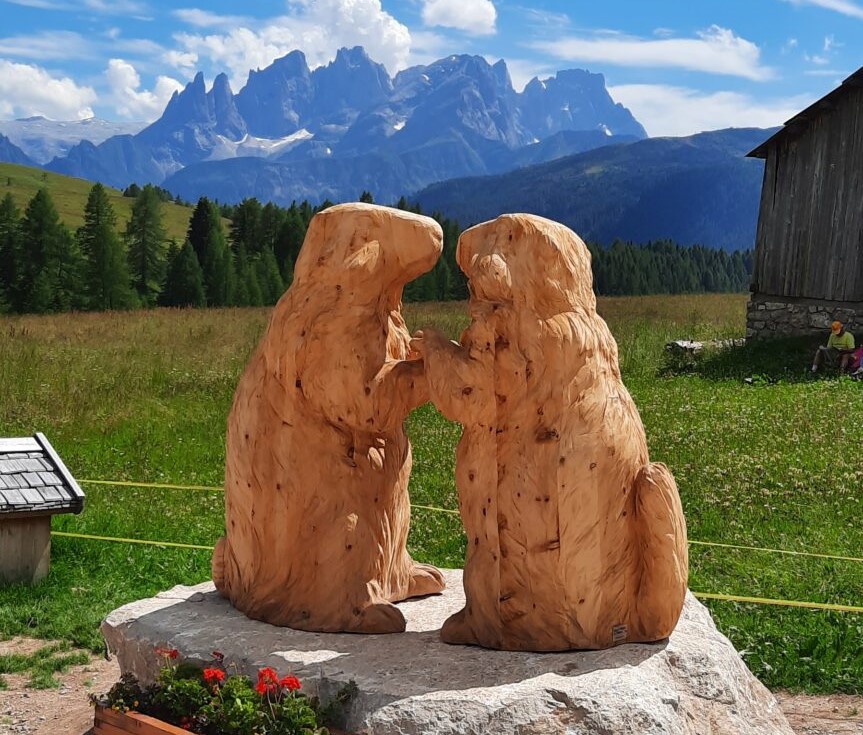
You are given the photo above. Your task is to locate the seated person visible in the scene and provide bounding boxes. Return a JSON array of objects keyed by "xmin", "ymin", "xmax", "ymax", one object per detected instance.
[{"xmin": 812, "ymin": 321, "xmax": 855, "ymax": 373}]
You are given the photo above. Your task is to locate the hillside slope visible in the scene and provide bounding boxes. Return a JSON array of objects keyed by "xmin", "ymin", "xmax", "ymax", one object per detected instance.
[
  {"xmin": 0, "ymin": 163, "xmax": 197, "ymax": 241},
  {"xmin": 415, "ymin": 127, "xmax": 775, "ymax": 251}
]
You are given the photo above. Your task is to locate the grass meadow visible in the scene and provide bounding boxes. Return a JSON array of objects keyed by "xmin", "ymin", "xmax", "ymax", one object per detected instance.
[{"xmin": 3, "ymin": 294, "xmax": 863, "ymax": 693}]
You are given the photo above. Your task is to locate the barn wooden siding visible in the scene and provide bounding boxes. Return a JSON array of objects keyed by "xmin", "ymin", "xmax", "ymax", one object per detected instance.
[{"xmin": 752, "ymin": 83, "xmax": 863, "ymax": 302}]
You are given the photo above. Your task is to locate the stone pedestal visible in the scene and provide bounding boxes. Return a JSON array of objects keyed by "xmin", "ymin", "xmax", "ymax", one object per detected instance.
[
  {"xmin": 102, "ymin": 570, "xmax": 793, "ymax": 735},
  {"xmin": 0, "ymin": 515, "xmax": 51, "ymax": 584}
]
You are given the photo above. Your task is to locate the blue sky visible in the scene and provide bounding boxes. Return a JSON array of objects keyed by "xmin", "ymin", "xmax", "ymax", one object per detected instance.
[{"xmin": 0, "ymin": 0, "xmax": 861, "ymax": 136}]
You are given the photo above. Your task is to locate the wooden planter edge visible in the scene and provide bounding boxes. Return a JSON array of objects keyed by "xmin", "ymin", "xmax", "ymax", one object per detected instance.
[
  {"xmin": 95, "ymin": 703, "xmax": 357, "ymax": 735},
  {"xmin": 94, "ymin": 704, "xmax": 192, "ymax": 735}
]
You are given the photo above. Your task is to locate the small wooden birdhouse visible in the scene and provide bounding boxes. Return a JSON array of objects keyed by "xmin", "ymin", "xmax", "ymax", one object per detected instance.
[{"xmin": 0, "ymin": 433, "xmax": 84, "ymax": 585}]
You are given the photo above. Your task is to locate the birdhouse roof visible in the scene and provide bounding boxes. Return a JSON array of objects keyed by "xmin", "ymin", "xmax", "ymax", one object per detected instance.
[{"xmin": 0, "ymin": 433, "xmax": 85, "ymax": 516}]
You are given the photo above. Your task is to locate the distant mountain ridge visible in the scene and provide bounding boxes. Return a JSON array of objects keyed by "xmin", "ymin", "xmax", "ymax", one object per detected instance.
[
  {"xmin": 0, "ymin": 117, "xmax": 145, "ymax": 164},
  {"xmin": 41, "ymin": 46, "xmax": 645, "ymax": 201},
  {"xmin": 414, "ymin": 127, "xmax": 776, "ymax": 251},
  {"xmin": 0, "ymin": 134, "xmax": 34, "ymax": 167}
]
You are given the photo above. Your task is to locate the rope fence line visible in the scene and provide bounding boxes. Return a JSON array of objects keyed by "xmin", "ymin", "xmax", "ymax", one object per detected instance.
[
  {"xmin": 51, "ymin": 530, "xmax": 213, "ymax": 551},
  {"xmin": 79, "ymin": 478, "xmax": 863, "ymax": 564},
  {"xmin": 50, "ymin": 530, "xmax": 863, "ymax": 615},
  {"xmin": 80, "ymin": 478, "xmax": 224, "ymax": 492},
  {"xmin": 693, "ymin": 593, "xmax": 863, "ymax": 615}
]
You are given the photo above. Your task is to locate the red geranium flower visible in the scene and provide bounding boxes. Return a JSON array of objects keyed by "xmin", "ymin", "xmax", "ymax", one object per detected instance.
[
  {"xmin": 155, "ymin": 646, "xmax": 179, "ymax": 659},
  {"xmin": 279, "ymin": 675, "xmax": 301, "ymax": 691},
  {"xmin": 203, "ymin": 668, "xmax": 225, "ymax": 684},
  {"xmin": 257, "ymin": 667, "xmax": 279, "ymax": 684},
  {"xmin": 254, "ymin": 680, "xmax": 269, "ymax": 696}
]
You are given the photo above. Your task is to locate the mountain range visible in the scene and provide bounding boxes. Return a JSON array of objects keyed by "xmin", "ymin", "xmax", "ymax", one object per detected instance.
[
  {"xmin": 41, "ymin": 47, "xmax": 645, "ymax": 202},
  {"xmin": 0, "ymin": 46, "xmax": 780, "ymax": 251},
  {"xmin": 0, "ymin": 117, "xmax": 144, "ymax": 164},
  {"xmin": 415, "ymin": 127, "xmax": 773, "ymax": 251}
]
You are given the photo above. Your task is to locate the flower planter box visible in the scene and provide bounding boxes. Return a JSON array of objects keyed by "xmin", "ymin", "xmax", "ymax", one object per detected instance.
[
  {"xmin": 94, "ymin": 705, "xmax": 191, "ymax": 735},
  {"xmin": 95, "ymin": 704, "xmax": 357, "ymax": 735}
]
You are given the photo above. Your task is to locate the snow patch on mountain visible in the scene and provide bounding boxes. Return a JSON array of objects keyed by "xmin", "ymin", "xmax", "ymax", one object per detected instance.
[{"xmin": 207, "ymin": 129, "xmax": 314, "ymax": 160}]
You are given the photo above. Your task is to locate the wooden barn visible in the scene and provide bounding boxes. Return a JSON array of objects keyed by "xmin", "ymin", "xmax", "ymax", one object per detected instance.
[{"xmin": 746, "ymin": 67, "xmax": 863, "ymax": 339}]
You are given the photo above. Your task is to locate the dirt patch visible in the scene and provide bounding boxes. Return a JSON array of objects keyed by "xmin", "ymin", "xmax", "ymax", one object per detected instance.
[
  {"xmin": 775, "ymin": 691, "xmax": 863, "ymax": 735},
  {"xmin": 0, "ymin": 638, "xmax": 119, "ymax": 735}
]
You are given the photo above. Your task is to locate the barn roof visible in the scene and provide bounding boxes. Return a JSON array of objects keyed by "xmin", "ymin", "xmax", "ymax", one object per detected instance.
[
  {"xmin": 748, "ymin": 66, "xmax": 863, "ymax": 159},
  {"xmin": 0, "ymin": 433, "xmax": 84, "ymax": 516}
]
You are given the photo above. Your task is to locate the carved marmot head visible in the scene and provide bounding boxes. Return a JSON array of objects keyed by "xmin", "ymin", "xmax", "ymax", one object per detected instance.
[
  {"xmin": 456, "ymin": 214, "xmax": 595, "ymax": 317},
  {"xmin": 292, "ymin": 203, "xmax": 443, "ymax": 303}
]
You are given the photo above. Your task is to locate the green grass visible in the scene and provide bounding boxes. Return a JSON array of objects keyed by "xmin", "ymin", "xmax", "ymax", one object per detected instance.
[
  {"xmin": 0, "ymin": 162, "xmax": 201, "ymax": 241},
  {"xmin": 0, "ymin": 643, "xmax": 90, "ymax": 689},
  {"xmin": 3, "ymin": 295, "xmax": 863, "ymax": 693}
]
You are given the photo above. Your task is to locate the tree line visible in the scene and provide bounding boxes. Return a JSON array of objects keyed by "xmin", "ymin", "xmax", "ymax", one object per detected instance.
[{"xmin": 0, "ymin": 185, "xmax": 752, "ymax": 315}]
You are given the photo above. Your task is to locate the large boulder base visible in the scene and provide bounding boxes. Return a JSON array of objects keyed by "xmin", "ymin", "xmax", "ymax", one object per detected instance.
[{"xmin": 102, "ymin": 569, "xmax": 792, "ymax": 735}]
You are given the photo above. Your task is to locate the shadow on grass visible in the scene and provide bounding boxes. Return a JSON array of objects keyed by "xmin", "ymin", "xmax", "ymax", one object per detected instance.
[{"xmin": 659, "ymin": 335, "xmax": 850, "ymax": 384}]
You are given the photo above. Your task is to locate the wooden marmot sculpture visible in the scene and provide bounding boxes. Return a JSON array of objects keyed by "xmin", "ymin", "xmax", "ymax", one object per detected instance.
[
  {"xmin": 413, "ymin": 213, "xmax": 688, "ymax": 651},
  {"xmin": 213, "ymin": 202, "xmax": 446, "ymax": 633}
]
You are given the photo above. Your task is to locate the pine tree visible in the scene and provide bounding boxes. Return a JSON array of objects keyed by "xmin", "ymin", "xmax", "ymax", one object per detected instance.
[
  {"xmin": 359, "ymin": 190, "xmax": 374, "ymax": 204},
  {"xmin": 0, "ymin": 193, "xmax": 21, "ymax": 311},
  {"xmin": 126, "ymin": 184, "xmax": 166, "ymax": 306},
  {"xmin": 78, "ymin": 183, "xmax": 135, "ymax": 310},
  {"xmin": 160, "ymin": 240, "xmax": 206, "ymax": 307},
  {"xmin": 275, "ymin": 207, "xmax": 306, "ymax": 281},
  {"xmin": 187, "ymin": 197, "xmax": 235, "ymax": 306},
  {"xmin": 17, "ymin": 189, "xmax": 83, "ymax": 313},
  {"xmin": 230, "ymin": 198, "xmax": 263, "ymax": 254},
  {"xmin": 232, "ymin": 244, "xmax": 253, "ymax": 307},
  {"xmin": 259, "ymin": 202, "xmax": 285, "ymax": 252},
  {"xmin": 256, "ymin": 247, "xmax": 285, "ymax": 304}
]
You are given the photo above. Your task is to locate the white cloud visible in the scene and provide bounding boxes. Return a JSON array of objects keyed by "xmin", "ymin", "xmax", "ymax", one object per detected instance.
[
  {"xmin": 782, "ymin": 0, "xmax": 863, "ymax": 20},
  {"xmin": 533, "ymin": 25, "xmax": 773, "ymax": 81},
  {"xmin": 162, "ymin": 49, "xmax": 198, "ymax": 72},
  {"xmin": 519, "ymin": 7, "xmax": 570, "ymax": 28},
  {"xmin": 172, "ymin": 8, "xmax": 252, "ymax": 29},
  {"xmin": 0, "ymin": 31, "xmax": 93, "ymax": 61},
  {"xmin": 105, "ymin": 58, "xmax": 183, "ymax": 121},
  {"xmin": 421, "ymin": 0, "xmax": 497, "ymax": 35},
  {"xmin": 2, "ymin": 0, "xmax": 150, "ymax": 13},
  {"xmin": 504, "ymin": 58, "xmax": 558, "ymax": 92},
  {"xmin": 805, "ymin": 52, "xmax": 830, "ymax": 64},
  {"xmin": 609, "ymin": 84, "xmax": 812, "ymax": 137},
  {"xmin": 2, "ymin": 0, "xmax": 68, "ymax": 8},
  {"xmin": 0, "ymin": 59, "xmax": 96, "ymax": 119},
  {"xmin": 804, "ymin": 68, "xmax": 847, "ymax": 76},
  {"xmin": 83, "ymin": 0, "xmax": 149, "ymax": 15},
  {"xmin": 170, "ymin": 0, "xmax": 411, "ymax": 85}
]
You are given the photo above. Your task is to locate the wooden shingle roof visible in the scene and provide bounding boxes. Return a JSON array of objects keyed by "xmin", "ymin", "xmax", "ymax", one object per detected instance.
[
  {"xmin": 748, "ymin": 66, "xmax": 863, "ymax": 159},
  {"xmin": 0, "ymin": 433, "xmax": 84, "ymax": 516}
]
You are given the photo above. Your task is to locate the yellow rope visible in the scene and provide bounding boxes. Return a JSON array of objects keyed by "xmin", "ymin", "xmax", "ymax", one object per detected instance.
[
  {"xmin": 693, "ymin": 592, "xmax": 863, "ymax": 614},
  {"xmin": 76, "ymin": 479, "xmax": 863, "ymax": 564},
  {"xmin": 80, "ymin": 479, "xmax": 224, "ymax": 492},
  {"xmin": 52, "ymin": 530, "xmax": 213, "ymax": 551},
  {"xmin": 411, "ymin": 503, "xmax": 460, "ymax": 516},
  {"xmin": 689, "ymin": 539, "xmax": 863, "ymax": 564},
  {"xmin": 49, "ymin": 530, "xmax": 863, "ymax": 614}
]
